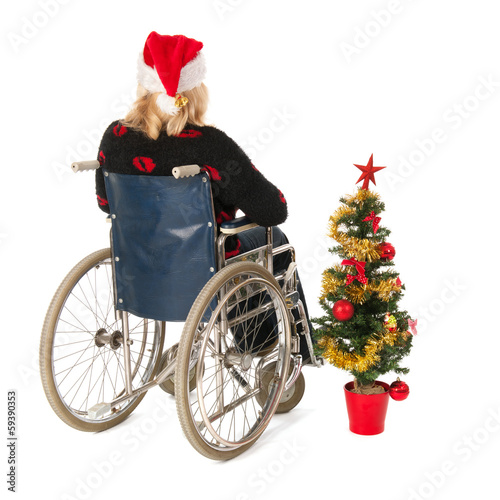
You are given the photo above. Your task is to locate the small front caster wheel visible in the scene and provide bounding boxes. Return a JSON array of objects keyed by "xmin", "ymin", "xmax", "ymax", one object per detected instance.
[{"xmin": 256, "ymin": 361, "xmax": 305, "ymax": 413}]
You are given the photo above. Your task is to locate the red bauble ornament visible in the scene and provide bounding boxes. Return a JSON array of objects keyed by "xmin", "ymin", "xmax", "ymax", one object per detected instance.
[
  {"xmin": 389, "ymin": 378, "xmax": 410, "ymax": 401},
  {"xmin": 379, "ymin": 242, "xmax": 396, "ymax": 261},
  {"xmin": 332, "ymin": 299, "xmax": 354, "ymax": 321}
]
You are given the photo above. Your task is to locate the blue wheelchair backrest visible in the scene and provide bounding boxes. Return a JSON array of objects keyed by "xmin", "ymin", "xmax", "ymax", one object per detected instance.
[{"xmin": 103, "ymin": 169, "xmax": 217, "ymax": 322}]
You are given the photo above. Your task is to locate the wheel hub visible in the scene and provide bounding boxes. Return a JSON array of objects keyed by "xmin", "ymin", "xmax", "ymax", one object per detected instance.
[
  {"xmin": 94, "ymin": 328, "xmax": 123, "ymax": 350},
  {"xmin": 240, "ymin": 353, "xmax": 253, "ymax": 371},
  {"xmin": 224, "ymin": 348, "xmax": 254, "ymax": 371},
  {"xmin": 273, "ymin": 381, "xmax": 295, "ymax": 403}
]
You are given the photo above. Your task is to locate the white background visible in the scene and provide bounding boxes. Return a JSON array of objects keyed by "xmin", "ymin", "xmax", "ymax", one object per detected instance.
[{"xmin": 2, "ymin": 1, "xmax": 500, "ymax": 499}]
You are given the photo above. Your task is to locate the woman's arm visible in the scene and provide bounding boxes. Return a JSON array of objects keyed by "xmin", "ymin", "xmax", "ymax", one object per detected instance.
[{"xmin": 208, "ymin": 129, "xmax": 288, "ymax": 227}]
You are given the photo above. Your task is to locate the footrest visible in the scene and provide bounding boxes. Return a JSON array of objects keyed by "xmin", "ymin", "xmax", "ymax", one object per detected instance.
[
  {"xmin": 285, "ymin": 291, "xmax": 300, "ymax": 309},
  {"xmin": 87, "ymin": 402, "xmax": 111, "ymax": 419}
]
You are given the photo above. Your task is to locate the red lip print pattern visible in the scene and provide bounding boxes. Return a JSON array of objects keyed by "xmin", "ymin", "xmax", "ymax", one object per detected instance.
[
  {"xmin": 98, "ymin": 151, "xmax": 105, "ymax": 165},
  {"xmin": 97, "ymin": 195, "xmax": 108, "ymax": 206},
  {"xmin": 178, "ymin": 129, "xmax": 202, "ymax": 138},
  {"xmin": 201, "ymin": 165, "xmax": 221, "ymax": 181},
  {"xmin": 133, "ymin": 156, "xmax": 156, "ymax": 173},
  {"xmin": 216, "ymin": 209, "xmax": 236, "ymax": 225},
  {"xmin": 225, "ymin": 239, "xmax": 241, "ymax": 258},
  {"xmin": 279, "ymin": 190, "xmax": 286, "ymax": 204},
  {"xmin": 113, "ymin": 123, "xmax": 128, "ymax": 137}
]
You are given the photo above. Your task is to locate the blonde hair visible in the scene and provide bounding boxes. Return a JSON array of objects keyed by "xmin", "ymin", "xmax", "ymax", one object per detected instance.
[{"xmin": 122, "ymin": 83, "xmax": 209, "ymax": 139}]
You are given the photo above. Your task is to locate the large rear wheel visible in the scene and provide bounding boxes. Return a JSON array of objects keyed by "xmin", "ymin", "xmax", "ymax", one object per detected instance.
[
  {"xmin": 175, "ymin": 262, "xmax": 291, "ymax": 460},
  {"xmin": 40, "ymin": 249, "xmax": 164, "ymax": 431}
]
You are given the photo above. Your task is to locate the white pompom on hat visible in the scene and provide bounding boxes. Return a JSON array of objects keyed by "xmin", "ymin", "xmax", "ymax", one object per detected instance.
[{"xmin": 137, "ymin": 32, "xmax": 206, "ymax": 115}]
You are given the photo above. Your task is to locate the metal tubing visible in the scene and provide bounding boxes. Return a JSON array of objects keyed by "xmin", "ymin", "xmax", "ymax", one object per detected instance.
[
  {"xmin": 271, "ymin": 243, "xmax": 295, "ymax": 260},
  {"xmin": 120, "ymin": 312, "xmax": 133, "ymax": 395},
  {"xmin": 217, "ymin": 233, "xmax": 229, "ymax": 270},
  {"xmin": 296, "ymin": 300, "xmax": 324, "ymax": 368},
  {"xmin": 285, "ymin": 355, "xmax": 303, "ymax": 390},
  {"xmin": 106, "ymin": 353, "xmax": 178, "ymax": 407},
  {"xmin": 215, "ymin": 289, "xmax": 227, "ymax": 413},
  {"xmin": 205, "ymin": 388, "xmax": 261, "ymax": 425},
  {"xmin": 266, "ymin": 227, "xmax": 273, "ymax": 273}
]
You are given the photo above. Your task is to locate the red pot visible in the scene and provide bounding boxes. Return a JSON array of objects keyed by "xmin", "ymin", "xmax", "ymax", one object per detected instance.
[{"xmin": 344, "ymin": 381, "xmax": 390, "ymax": 435}]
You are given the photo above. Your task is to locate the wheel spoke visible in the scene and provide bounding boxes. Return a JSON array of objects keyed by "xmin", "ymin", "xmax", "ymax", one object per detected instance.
[
  {"xmin": 177, "ymin": 262, "xmax": 291, "ymax": 457},
  {"xmin": 41, "ymin": 250, "xmax": 164, "ymax": 430}
]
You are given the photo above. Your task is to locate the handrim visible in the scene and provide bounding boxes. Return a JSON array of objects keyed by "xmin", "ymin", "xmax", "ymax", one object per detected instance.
[{"xmin": 175, "ymin": 261, "xmax": 291, "ymax": 460}]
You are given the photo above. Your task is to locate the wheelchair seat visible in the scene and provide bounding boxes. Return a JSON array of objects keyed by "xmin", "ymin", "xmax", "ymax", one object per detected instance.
[{"xmin": 103, "ymin": 169, "xmax": 217, "ymax": 322}]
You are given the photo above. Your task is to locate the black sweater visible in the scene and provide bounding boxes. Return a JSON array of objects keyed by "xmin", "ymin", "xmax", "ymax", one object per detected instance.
[{"xmin": 95, "ymin": 121, "xmax": 287, "ymax": 256}]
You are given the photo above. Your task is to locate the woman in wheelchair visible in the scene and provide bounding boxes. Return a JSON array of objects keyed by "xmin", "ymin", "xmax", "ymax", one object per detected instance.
[
  {"xmin": 40, "ymin": 32, "xmax": 320, "ymax": 460},
  {"xmin": 95, "ymin": 32, "xmax": 314, "ymax": 362}
]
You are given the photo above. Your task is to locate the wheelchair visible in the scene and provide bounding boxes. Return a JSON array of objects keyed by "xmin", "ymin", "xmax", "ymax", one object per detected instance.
[{"xmin": 39, "ymin": 161, "xmax": 322, "ymax": 460}]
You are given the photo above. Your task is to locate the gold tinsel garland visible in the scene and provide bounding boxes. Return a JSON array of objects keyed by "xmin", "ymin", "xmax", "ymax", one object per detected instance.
[
  {"xmin": 328, "ymin": 205, "xmax": 381, "ymax": 262},
  {"xmin": 322, "ymin": 188, "xmax": 400, "ymax": 303},
  {"xmin": 318, "ymin": 188, "xmax": 406, "ymax": 372},
  {"xmin": 368, "ymin": 279, "xmax": 402, "ymax": 301},
  {"xmin": 343, "ymin": 188, "xmax": 380, "ymax": 205},
  {"xmin": 319, "ymin": 269, "xmax": 401, "ymax": 304},
  {"xmin": 317, "ymin": 328, "xmax": 406, "ymax": 372}
]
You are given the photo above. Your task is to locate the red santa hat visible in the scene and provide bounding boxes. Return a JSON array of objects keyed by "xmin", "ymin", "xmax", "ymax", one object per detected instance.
[{"xmin": 137, "ymin": 32, "xmax": 206, "ymax": 115}]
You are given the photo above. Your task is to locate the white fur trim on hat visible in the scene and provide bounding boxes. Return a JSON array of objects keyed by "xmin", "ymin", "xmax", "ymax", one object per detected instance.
[
  {"xmin": 155, "ymin": 94, "xmax": 178, "ymax": 115},
  {"xmin": 137, "ymin": 52, "xmax": 206, "ymax": 115},
  {"xmin": 137, "ymin": 53, "xmax": 165, "ymax": 94},
  {"xmin": 178, "ymin": 52, "xmax": 206, "ymax": 92}
]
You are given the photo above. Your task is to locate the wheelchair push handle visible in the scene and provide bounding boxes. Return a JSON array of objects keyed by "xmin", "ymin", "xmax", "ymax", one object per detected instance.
[
  {"xmin": 71, "ymin": 162, "xmax": 202, "ymax": 178},
  {"xmin": 172, "ymin": 164, "xmax": 201, "ymax": 179},
  {"xmin": 71, "ymin": 160, "xmax": 100, "ymax": 173}
]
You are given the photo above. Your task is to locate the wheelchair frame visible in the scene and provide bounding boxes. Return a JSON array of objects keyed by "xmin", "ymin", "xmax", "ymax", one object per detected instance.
[{"xmin": 39, "ymin": 161, "xmax": 322, "ymax": 460}]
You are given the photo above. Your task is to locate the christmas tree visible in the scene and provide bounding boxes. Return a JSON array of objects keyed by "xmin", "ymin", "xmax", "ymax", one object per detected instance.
[{"xmin": 314, "ymin": 155, "xmax": 415, "ymax": 394}]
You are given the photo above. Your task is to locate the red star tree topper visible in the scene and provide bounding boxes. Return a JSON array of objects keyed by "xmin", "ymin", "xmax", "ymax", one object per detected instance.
[{"xmin": 354, "ymin": 154, "xmax": 386, "ymax": 190}]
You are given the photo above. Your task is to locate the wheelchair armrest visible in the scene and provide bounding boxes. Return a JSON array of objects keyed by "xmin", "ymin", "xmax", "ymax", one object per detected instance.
[{"xmin": 220, "ymin": 216, "xmax": 258, "ymax": 234}]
